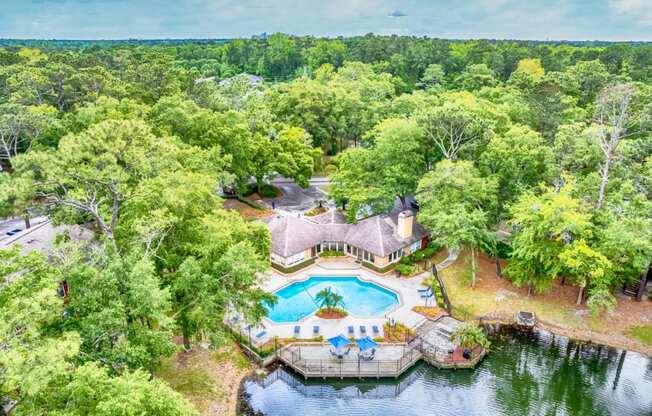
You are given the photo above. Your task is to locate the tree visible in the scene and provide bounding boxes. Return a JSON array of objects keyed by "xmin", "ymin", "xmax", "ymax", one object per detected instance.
[
  {"xmin": 455, "ymin": 64, "xmax": 498, "ymax": 91},
  {"xmin": 417, "ymin": 160, "xmax": 496, "ymax": 288},
  {"xmin": 594, "ymin": 83, "xmax": 638, "ymax": 210},
  {"xmin": 515, "ymin": 58, "xmax": 545, "ymax": 80},
  {"xmin": 60, "ymin": 244, "xmax": 175, "ymax": 373},
  {"xmin": 480, "ymin": 124, "xmax": 553, "ymax": 219},
  {"xmin": 367, "ymin": 118, "xmax": 425, "ymax": 208},
  {"xmin": 171, "ymin": 210, "xmax": 273, "ymax": 350},
  {"xmin": 0, "ymin": 103, "xmax": 58, "ymax": 171},
  {"xmin": 9, "ymin": 119, "xmax": 222, "ymax": 250},
  {"xmin": 250, "ymin": 126, "xmax": 318, "ymax": 192},
  {"xmin": 416, "ymin": 101, "xmax": 489, "ymax": 161},
  {"xmin": 315, "ymin": 287, "xmax": 344, "ymax": 313},
  {"xmin": 0, "ymin": 248, "xmax": 196, "ymax": 415},
  {"xmin": 505, "ymin": 182, "xmax": 593, "ymax": 295},
  {"xmin": 559, "ymin": 239, "xmax": 613, "ymax": 307},
  {"xmin": 419, "ymin": 64, "xmax": 446, "ymax": 89},
  {"xmin": 329, "ymin": 148, "xmax": 393, "ymax": 222}
]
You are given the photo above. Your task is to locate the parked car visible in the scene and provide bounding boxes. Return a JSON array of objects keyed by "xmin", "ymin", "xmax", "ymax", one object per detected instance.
[{"xmin": 5, "ymin": 228, "xmax": 22, "ymax": 236}]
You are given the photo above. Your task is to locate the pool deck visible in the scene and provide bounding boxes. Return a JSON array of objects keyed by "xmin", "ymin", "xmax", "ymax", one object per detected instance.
[
  {"xmin": 255, "ymin": 258, "xmax": 429, "ymax": 342},
  {"xmin": 227, "ymin": 250, "xmax": 487, "ymax": 378}
]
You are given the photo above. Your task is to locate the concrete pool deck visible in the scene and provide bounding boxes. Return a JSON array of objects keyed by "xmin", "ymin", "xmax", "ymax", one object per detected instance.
[{"xmin": 252, "ymin": 258, "xmax": 433, "ymax": 343}]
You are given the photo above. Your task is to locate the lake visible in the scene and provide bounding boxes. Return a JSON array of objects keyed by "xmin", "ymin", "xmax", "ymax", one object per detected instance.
[{"xmin": 241, "ymin": 329, "xmax": 652, "ymax": 416}]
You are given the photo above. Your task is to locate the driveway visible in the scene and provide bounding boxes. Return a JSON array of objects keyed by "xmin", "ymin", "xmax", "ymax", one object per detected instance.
[{"xmin": 266, "ymin": 181, "xmax": 333, "ymax": 213}]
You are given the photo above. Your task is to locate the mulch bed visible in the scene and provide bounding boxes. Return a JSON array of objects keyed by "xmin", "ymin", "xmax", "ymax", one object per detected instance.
[
  {"xmin": 412, "ymin": 306, "xmax": 448, "ymax": 321},
  {"xmin": 316, "ymin": 309, "xmax": 348, "ymax": 319}
]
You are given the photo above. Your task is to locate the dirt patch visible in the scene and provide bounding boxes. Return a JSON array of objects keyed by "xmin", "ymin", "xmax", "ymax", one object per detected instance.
[
  {"xmin": 441, "ymin": 250, "xmax": 652, "ymax": 356},
  {"xmin": 223, "ymin": 199, "xmax": 273, "ymax": 219},
  {"xmin": 156, "ymin": 342, "xmax": 253, "ymax": 416}
]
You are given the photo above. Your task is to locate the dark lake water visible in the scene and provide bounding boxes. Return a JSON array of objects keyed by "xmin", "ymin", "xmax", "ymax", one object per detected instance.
[{"xmin": 241, "ymin": 330, "xmax": 652, "ymax": 416}]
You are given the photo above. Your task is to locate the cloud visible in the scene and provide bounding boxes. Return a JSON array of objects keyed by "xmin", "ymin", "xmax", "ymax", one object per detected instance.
[
  {"xmin": 608, "ymin": 0, "xmax": 652, "ymax": 25},
  {"xmin": 2, "ymin": 0, "xmax": 652, "ymax": 40}
]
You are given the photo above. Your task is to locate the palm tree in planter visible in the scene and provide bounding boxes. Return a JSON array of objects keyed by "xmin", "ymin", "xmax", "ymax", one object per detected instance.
[
  {"xmin": 451, "ymin": 323, "xmax": 490, "ymax": 358},
  {"xmin": 315, "ymin": 287, "xmax": 346, "ymax": 318}
]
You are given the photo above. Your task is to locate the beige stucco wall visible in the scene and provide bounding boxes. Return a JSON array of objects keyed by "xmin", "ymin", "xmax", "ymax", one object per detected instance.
[{"xmin": 375, "ymin": 255, "xmax": 389, "ymax": 267}]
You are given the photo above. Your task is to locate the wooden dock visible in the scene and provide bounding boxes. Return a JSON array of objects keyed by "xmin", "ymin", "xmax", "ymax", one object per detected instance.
[
  {"xmin": 275, "ymin": 315, "xmax": 486, "ymax": 378},
  {"xmin": 278, "ymin": 344, "xmax": 422, "ymax": 379}
]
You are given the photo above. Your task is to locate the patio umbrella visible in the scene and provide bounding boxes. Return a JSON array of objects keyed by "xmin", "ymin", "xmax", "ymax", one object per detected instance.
[
  {"xmin": 355, "ymin": 336, "xmax": 378, "ymax": 352},
  {"xmin": 328, "ymin": 334, "xmax": 351, "ymax": 352}
]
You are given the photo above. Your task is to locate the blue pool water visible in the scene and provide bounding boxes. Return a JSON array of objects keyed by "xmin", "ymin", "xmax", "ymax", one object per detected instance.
[{"xmin": 266, "ymin": 276, "xmax": 400, "ymax": 323}]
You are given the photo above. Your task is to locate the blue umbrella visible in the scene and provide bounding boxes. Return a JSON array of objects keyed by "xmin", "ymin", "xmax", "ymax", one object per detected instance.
[
  {"xmin": 328, "ymin": 334, "xmax": 351, "ymax": 351},
  {"xmin": 355, "ymin": 336, "xmax": 378, "ymax": 352}
]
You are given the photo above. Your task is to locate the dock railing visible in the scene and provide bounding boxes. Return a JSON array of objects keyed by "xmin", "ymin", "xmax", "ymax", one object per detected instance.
[{"xmin": 279, "ymin": 344, "xmax": 422, "ymax": 379}]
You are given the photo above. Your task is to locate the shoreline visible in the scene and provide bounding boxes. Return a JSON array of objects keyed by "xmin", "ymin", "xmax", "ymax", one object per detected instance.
[{"xmin": 465, "ymin": 313, "xmax": 652, "ymax": 357}]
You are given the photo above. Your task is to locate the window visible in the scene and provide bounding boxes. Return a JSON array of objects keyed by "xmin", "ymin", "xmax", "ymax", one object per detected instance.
[
  {"xmin": 389, "ymin": 248, "xmax": 404, "ymax": 263},
  {"xmin": 410, "ymin": 241, "xmax": 420, "ymax": 253},
  {"xmin": 287, "ymin": 252, "xmax": 305, "ymax": 265}
]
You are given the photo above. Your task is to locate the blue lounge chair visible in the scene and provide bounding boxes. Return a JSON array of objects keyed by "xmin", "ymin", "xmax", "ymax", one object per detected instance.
[
  {"xmin": 255, "ymin": 331, "xmax": 267, "ymax": 340},
  {"xmin": 313, "ymin": 326, "xmax": 320, "ymax": 335},
  {"xmin": 372, "ymin": 325, "xmax": 380, "ymax": 335},
  {"xmin": 348, "ymin": 326, "xmax": 354, "ymax": 335},
  {"xmin": 294, "ymin": 326, "xmax": 300, "ymax": 335},
  {"xmin": 360, "ymin": 325, "xmax": 367, "ymax": 335},
  {"xmin": 419, "ymin": 287, "xmax": 433, "ymax": 299}
]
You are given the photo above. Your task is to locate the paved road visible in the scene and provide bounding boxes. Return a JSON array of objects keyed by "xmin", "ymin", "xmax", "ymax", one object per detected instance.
[{"xmin": 272, "ymin": 176, "xmax": 329, "ymax": 186}]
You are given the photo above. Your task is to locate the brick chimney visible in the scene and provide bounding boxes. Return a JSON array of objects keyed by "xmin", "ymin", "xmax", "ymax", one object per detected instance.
[{"xmin": 397, "ymin": 210, "xmax": 414, "ymax": 240}]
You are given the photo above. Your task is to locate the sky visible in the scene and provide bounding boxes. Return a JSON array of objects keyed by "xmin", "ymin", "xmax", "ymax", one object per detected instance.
[{"xmin": 1, "ymin": 0, "xmax": 652, "ymax": 41}]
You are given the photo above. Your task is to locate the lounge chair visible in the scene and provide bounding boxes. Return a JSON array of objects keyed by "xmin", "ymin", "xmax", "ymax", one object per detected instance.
[
  {"xmin": 313, "ymin": 326, "xmax": 320, "ymax": 335},
  {"xmin": 419, "ymin": 287, "xmax": 433, "ymax": 299},
  {"xmin": 294, "ymin": 326, "xmax": 301, "ymax": 335},
  {"xmin": 330, "ymin": 346, "xmax": 351, "ymax": 360},
  {"xmin": 255, "ymin": 331, "xmax": 267, "ymax": 340},
  {"xmin": 360, "ymin": 348, "xmax": 376, "ymax": 361},
  {"xmin": 348, "ymin": 326, "xmax": 355, "ymax": 335},
  {"xmin": 372, "ymin": 325, "xmax": 380, "ymax": 335},
  {"xmin": 359, "ymin": 325, "xmax": 366, "ymax": 335}
]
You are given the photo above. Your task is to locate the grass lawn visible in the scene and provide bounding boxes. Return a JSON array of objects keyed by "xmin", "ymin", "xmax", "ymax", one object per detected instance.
[
  {"xmin": 629, "ymin": 326, "xmax": 652, "ymax": 346},
  {"xmin": 156, "ymin": 341, "xmax": 252, "ymax": 416},
  {"xmin": 439, "ymin": 250, "xmax": 652, "ymax": 355}
]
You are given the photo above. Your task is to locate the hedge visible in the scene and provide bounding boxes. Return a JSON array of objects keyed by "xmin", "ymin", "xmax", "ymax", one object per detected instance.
[
  {"xmin": 362, "ymin": 262, "xmax": 395, "ymax": 274},
  {"xmin": 271, "ymin": 258, "xmax": 316, "ymax": 274}
]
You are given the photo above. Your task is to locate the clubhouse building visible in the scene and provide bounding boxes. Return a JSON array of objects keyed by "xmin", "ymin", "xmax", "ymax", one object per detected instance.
[{"xmin": 265, "ymin": 209, "xmax": 430, "ymax": 270}]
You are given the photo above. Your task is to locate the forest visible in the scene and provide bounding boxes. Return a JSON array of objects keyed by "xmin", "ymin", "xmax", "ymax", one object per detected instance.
[{"xmin": 0, "ymin": 34, "xmax": 651, "ymax": 414}]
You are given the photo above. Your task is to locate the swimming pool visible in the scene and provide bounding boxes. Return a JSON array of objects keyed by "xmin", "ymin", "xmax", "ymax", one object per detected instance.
[{"xmin": 265, "ymin": 276, "xmax": 400, "ymax": 323}]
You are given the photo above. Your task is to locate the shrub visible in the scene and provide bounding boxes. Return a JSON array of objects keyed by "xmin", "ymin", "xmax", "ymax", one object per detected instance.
[
  {"xmin": 362, "ymin": 262, "xmax": 394, "ymax": 274},
  {"xmin": 383, "ymin": 320, "xmax": 415, "ymax": 343},
  {"xmin": 587, "ymin": 287, "xmax": 617, "ymax": 316},
  {"xmin": 451, "ymin": 323, "xmax": 491, "ymax": 350},
  {"xmin": 315, "ymin": 307, "xmax": 348, "ymax": 319},
  {"xmin": 305, "ymin": 206, "xmax": 328, "ymax": 217},
  {"xmin": 395, "ymin": 264, "xmax": 415, "ymax": 276},
  {"xmin": 324, "ymin": 164, "xmax": 338, "ymax": 176},
  {"xmin": 270, "ymin": 258, "xmax": 315, "ymax": 274},
  {"xmin": 244, "ymin": 183, "xmax": 279, "ymax": 198},
  {"xmin": 320, "ymin": 250, "xmax": 346, "ymax": 257}
]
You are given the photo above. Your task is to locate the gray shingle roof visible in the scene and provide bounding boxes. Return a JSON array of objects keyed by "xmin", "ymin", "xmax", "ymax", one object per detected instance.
[{"xmin": 266, "ymin": 210, "xmax": 429, "ymax": 258}]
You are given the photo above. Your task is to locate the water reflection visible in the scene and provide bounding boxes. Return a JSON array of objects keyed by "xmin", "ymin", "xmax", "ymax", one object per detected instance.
[{"xmin": 243, "ymin": 330, "xmax": 652, "ymax": 416}]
